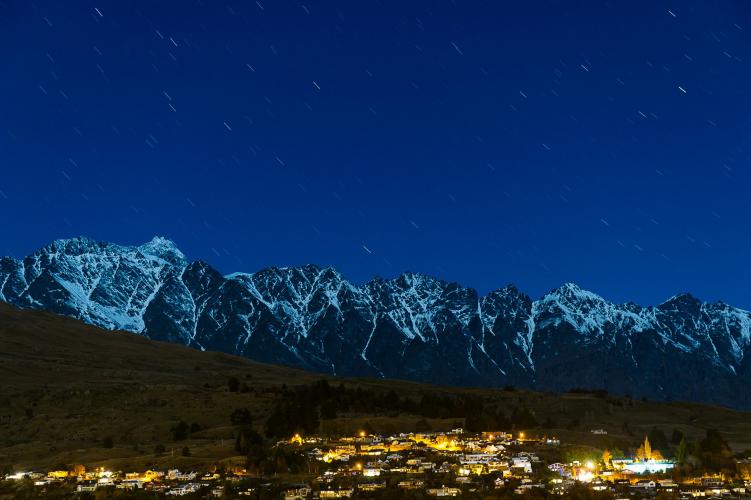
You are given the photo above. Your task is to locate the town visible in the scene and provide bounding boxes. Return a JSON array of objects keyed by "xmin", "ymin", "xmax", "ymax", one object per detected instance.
[{"xmin": 3, "ymin": 429, "xmax": 751, "ymax": 498}]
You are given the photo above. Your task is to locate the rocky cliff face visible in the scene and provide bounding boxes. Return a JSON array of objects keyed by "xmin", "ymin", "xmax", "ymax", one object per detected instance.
[{"xmin": 2, "ymin": 237, "xmax": 749, "ymax": 408}]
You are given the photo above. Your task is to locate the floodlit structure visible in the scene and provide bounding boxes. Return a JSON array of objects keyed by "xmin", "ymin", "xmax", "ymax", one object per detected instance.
[{"xmin": 613, "ymin": 436, "xmax": 675, "ymax": 474}]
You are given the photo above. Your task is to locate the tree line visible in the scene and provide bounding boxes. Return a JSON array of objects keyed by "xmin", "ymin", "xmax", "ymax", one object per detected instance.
[{"xmin": 258, "ymin": 379, "xmax": 542, "ymax": 439}]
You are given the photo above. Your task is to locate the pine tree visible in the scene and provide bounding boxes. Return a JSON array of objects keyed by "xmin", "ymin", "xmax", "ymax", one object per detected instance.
[{"xmin": 676, "ymin": 437, "xmax": 688, "ymax": 464}]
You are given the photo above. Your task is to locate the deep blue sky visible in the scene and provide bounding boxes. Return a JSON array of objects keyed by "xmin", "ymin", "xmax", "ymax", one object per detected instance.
[{"xmin": 1, "ymin": 1, "xmax": 750, "ymax": 307}]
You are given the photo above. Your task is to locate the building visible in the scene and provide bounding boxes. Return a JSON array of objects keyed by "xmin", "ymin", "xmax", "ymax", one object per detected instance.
[
  {"xmin": 613, "ymin": 436, "xmax": 675, "ymax": 474},
  {"xmin": 319, "ymin": 488, "xmax": 354, "ymax": 498},
  {"xmin": 398, "ymin": 480, "xmax": 424, "ymax": 489},
  {"xmin": 283, "ymin": 486, "xmax": 311, "ymax": 499},
  {"xmin": 359, "ymin": 482, "xmax": 386, "ymax": 492},
  {"xmin": 426, "ymin": 486, "xmax": 461, "ymax": 497}
]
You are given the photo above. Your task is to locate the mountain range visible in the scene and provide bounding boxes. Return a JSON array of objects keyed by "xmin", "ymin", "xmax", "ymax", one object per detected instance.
[{"xmin": 1, "ymin": 236, "xmax": 749, "ymax": 409}]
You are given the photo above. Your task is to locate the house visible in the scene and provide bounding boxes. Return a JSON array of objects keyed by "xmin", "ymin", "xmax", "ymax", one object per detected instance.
[
  {"xmin": 362, "ymin": 467, "xmax": 381, "ymax": 477},
  {"xmin": 426, "ymin": 486, "xmax": 461, "ymax": 497},
  {"xmin": 487, "ymin": 460, "xmax": 510, "ymax": 474},
  {"xmin": 700, "ymin": 476, "xmax": 723, "ymax": 488},
  {"xmin": 6, "ymin": 472, "xmax": 30, "ymax": 481},
  {"xmin": 631, "ymin": 480, "xmax": 656, "ymax": 490},
  {"xmin": 359, "ymin": 482, "xmax": 386, "ymax": 492},
  {"xmin": 548, "ymin": 463, "xmax": 567, "ymax": 474},
  {"xmin": 590, "ymin": 479, "xmax": 609, "ymax": 491},
  {"xmin": 398, "ymin": 480, "xmax": 424, "ymax": 489},
  {"xmin": 167, "ymin": 483, "xmax": 202, "ymax": 496},
  {"xmin": 166, "ymin": 470, "xmax": 198, "ymax": 481},
  {"xmin": 511, "ymin": 456, "xmax": 533, "ymax": 474},
  {"xmin": 514, "ymin": 483, "xmax": 545, "ymax": 494},
  {"xmin": 319, "ymin": 488, "xmax": 354, "ymax": 498},
  {"xmin": 462, "ymin": 453, "xmax": 495, "ymax": 464},
  {"xmin": 283, "ymin": 486, "xmax": 311, "ymax": 499},
  {"xmin": 77, "ymin": 481, "xmax": 98, "ymax": 492},
  {"xmin": 117, "ymin": 479, "xmax": 144, "ymax": 490}
]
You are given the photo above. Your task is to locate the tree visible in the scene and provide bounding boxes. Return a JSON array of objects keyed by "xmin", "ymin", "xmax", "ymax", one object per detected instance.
[
  {"xmin": 154, "ymin": 444, "xmax": 166, "ymax": 455},
  {"xmin": 181, "ymin": 446, "xmax": 191, "ymax": 457},
  {"xmin": 264, "ymin": 400, "xmax": 319, "ymax": 438},
  {"xmin": 236, "ymin": 428, "xmax": 263, "ymax": 454},
  {"xmin": 700, "ymin": 429, "xmax": 731, "ymax": 455},
  {"xmin": 228, "ymin": 376, "xmax": 240, "ymax": 392},
  {"xmin": 171, "ymin": 420, "xmax": 190, "ymax": 441},
  {"xmin": 601, "ymin": 450, "xmax": 612, "ymax": 468},
  {"xmin": 102, "ymin": 436, "xmax": 114, "ymax": 449},
  {"xmin": 649, "ymin": 427, "xmax": 669, "ymax": 451},
  {"xmin": 230, "ymin": 408, "xmax": 253, "ymax": 427},
  {"xmin": 671, "ymin": 429, "xmax": 684, "ymax": 445},
  {"xmin": 675, "ymin": 438, "xmax": 688, "ymax": 464}
]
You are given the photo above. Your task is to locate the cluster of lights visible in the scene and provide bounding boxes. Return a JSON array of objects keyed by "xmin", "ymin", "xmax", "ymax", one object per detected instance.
[{"xmin": 575, "ymin": 460, "xmax": 596, "ymax": 482}]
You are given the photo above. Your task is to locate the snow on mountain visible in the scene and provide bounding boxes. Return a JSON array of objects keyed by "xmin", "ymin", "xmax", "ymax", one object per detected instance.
[{"xmin": 1, "ymin": 237, "xmax": 750, "ymax": 408}]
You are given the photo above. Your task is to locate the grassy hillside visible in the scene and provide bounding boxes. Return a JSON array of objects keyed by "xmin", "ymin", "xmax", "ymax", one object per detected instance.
[{"xmin": 1, "ymin": 303, "xmax": 749, "ymax": 471}]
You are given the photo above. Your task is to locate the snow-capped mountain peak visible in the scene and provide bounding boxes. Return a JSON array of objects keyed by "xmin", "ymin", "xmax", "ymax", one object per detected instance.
[
  {"xmin": 138, "ymin": 236, "xmax": 186, "ymax": 264},
  {"xmin": 1, "ymin": 236, "xmax": 750, "ymax": 409}
]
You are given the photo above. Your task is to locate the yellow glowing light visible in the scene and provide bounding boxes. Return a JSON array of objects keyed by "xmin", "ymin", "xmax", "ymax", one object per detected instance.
[
  {"xmin": 359, "ymin": 431, "xmax": 366, "ymax": 438},
  {"xmin": 585, "ymin": 460, "xmax": 595, "ymax": 470},
  {"xmin": 519, "ymin": 432, "xmax": 525, "ymax": 440},
  {"xmin": 577, "ymin": 470, "xmax": 594, "ymax": 483}
]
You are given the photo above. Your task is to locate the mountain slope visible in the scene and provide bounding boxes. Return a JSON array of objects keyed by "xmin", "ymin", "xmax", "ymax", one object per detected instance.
[
  {"xmin": 1, "ymin": 236, "xmax": 749, "ymax": 409},
  {"xmin": 4, "ymin": 302, "xmax": 751, "ymax": 469}
]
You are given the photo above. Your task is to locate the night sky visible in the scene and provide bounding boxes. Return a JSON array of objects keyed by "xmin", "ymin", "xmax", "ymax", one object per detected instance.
[{"xmin": 1, "ymin": 1, "xmax": 750, "ymax": 307}]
